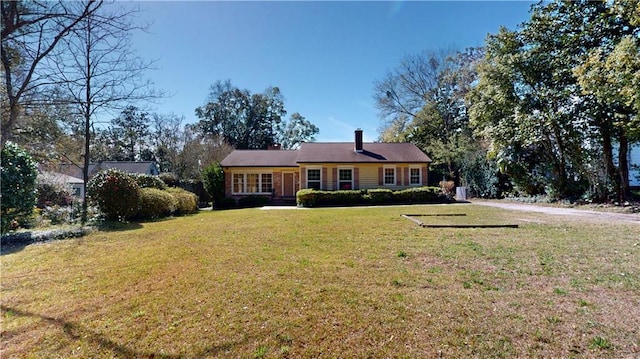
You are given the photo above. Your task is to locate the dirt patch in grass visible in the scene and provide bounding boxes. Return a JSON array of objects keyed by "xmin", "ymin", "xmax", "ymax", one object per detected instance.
[{"xmin": 2, "ymin": 205, "xmax": 639, "ymax": 358}]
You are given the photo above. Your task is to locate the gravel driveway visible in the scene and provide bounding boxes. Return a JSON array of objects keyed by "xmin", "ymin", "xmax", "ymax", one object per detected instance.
[{"xmin": 473, "ymin": 200, "xmax": 640, "ymax": 224}]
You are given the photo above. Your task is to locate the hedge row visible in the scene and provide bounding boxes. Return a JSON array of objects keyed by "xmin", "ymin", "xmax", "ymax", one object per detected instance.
[{"xmin": 296, "ymin": 187, "xmax": 447, "ymax": 207}]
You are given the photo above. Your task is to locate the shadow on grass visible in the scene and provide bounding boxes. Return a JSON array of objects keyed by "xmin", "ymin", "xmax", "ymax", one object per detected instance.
[
  {"xmin": 95, "ymin": 221, "xmax": 143, "ymax": 232},
  {"xmin": 0, "ymin": 243, "xmax": 27, "ymax": 256},
  {"xmin": 1, "ymin": 304, "xmax": 247, "ymax": 358},
  {"xmin": 1, "ymin": 227, "xmax": 92, "ymax": 256}
]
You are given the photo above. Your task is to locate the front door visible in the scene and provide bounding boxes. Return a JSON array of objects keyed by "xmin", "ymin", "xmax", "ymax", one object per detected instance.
[{"xmin": 283, "ymin": 173, "xmax": 294, "ymax": 196}]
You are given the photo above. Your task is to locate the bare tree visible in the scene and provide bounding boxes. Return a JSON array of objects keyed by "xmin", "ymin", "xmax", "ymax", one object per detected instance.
[
  {"xmin": 1, "ymin": 1, "xmax": 102, "ymax": 147},
  {"xmin": 177, "ymin": 124, "xmax": 233, "ymax": 181},
  {"xmin": 372, "ymin": 49, "xmax": 453, "ymax": 128},
  {"xmin": 49, "ymin": 1, "xmax": 160, "ymax": 222},
  {"xmin": 150, "ymin": 113, "xmax": 183, "ymax": 173}
]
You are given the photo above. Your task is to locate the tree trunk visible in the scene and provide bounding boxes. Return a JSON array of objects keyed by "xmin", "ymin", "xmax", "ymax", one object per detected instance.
[
  {"xmin": 618, "ymin": 131, "xmax": 630, "ymax": 202},
  {"xmin": 81, "ymin": 20, "xmax": 92, "ymax": 225},
  {"xmin": 82, "ymin": 110, "xmax": 91, "ymax": 224},
  {"xmin": 600, "ymin": 124, "xmax": 620, "ymax": 201}
]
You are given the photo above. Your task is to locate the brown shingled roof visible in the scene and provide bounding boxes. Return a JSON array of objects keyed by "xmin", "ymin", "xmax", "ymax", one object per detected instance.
[
  {"xmin": 220, "ymin": 150, "xmax": 299, "ymax": 167},
  {"xmin": 297, "ymin": 142, "xmax": 432, "ymax": 163},
  {"xmin": 221, "ymin": 143, "xmax": 431, "ymax": 167},
  {"xmin": 59, "ymin": 161, "xmax": 159, "ymax": 178}
]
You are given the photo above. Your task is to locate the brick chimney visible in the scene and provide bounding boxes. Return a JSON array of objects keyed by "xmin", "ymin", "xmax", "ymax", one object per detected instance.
[{"xmin": 354, "ymin": 128, "xmax": 363, "ymax": 153}]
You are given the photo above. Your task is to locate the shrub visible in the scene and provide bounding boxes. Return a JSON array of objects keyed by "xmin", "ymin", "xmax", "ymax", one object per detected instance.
[
  {"xmin": 366, "ymin": 188, "xmax": 394, "ymax": 204},
  {"xmin": 165, "ymin": 187, "xmax": 198, "ymax": 215},
  {"xmin": 296, "ymin": 189, "xmax": 318, "ymax": 207},
  {"xmin": 296, "ymin": 189, "xmax": 365, "ymax": 207},
  {"xmin": 237, "ymin": 195, "xmax": 270, "ymax": 208},
  {"xmin": 219, "ymin": 197, "xmax": 236, "ymax": 209},
  {"xmin": 296, "ymin": 187, "xmax": 445, "ymax": 207},
  {"xmin": 40, "ymin": 205, "xmax": 73, "ymax": 225},
  {"xmin": 393, "ymin": 186, "xmax": 442, "ymax": 203},
  {"xmin": 179, "ymin": 180, "xmax": 211, "ymax": 206},
  {"xmin": 37, "ymin": 182, "xmax": 73, "ymax": 208},
  {"xmin": 87, "ymin": 169, "xmax": 140, "ymax": 221},
  {"xmin": 203, "ymin": 162, "xmax": 225, "ymax": 207},
  {"xmin": 1, "ymin": 142, "xmax": 38, "ymax": 233},
  {"xmin": 136, "ymin": 188, "xmax": 178, "ymax": 220},
  {"xmin": 132, "ymin": 173, "xmax": 167, "ymax": 190},
  {"xmin": 439, "ymin": 180, "xmax": 456, "ymax": 199},
  {"xmin": 159, "ymin": 172, "xmax": 179, "ymax": 187}
]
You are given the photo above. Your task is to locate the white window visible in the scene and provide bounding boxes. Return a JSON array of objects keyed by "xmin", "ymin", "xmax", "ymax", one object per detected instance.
[
  {"xmin": 307, "ymin": 168, "xmax": 321, "ymax": 190},
  {"xmin": 384, "ymin": 166, "xmax": 396, "ymax": 185},
  {"xmin": 233, "ymin": 173, "xmax": 244, "ymax": 193},
  {"xmin": 410, "ymin": 167, "xmax": 422, "ymax": 185},
  {"xmin": 232, "ymin": 173, "xmax": 273, "ymax": 194},
  {"xmin": 338, "ymin": 168, "xmax": 353, "ymax": 190},
  {"xmin": 261, "ymin": 173, "xmax": 272, "ymax": 193}
]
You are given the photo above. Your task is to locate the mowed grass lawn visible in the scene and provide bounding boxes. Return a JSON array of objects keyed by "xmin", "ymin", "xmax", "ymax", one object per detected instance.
[{"xmin": 1, "ymin": 204, "xmax": 639, "ymax": 358}]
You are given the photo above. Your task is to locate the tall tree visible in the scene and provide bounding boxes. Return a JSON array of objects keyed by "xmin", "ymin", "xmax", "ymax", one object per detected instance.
[
  {"xmin": 373, "ymin": 48, "xmax": 484, "ymax": 185},
  {"xmin": 275, "ymin": 112, "xmax": 319, "ymax": 150},
  {"xmin": 108, "ymin": 106, "xmax": 150, "ymax": 161},
  {"xmin": 373, "ymin": 49, "xmax": 451, "ymax": 135},
  {"xmin": 195, "ymin": 80, "xmax": 287, "ymax": 149},
  {"xmin": 149, "ymin": 113, "xmax": 183, "ymax": 173},
  {"xmin": 176, "ymin": 124, "xmax": 233, "ymax": 181},
  {"xmin": 49, "ymin": 1, "xmax": 159, "ymax": 222},
  {"xmin": 469, "ymin": 1, "xmax": 638, "ymax": 200},
  {"xmin": 574, "ymin": 0, "xmax": 640, "ymax": 200},
  {"xmin": 1, "ymin": 1, "xmax": 102, "ymax": 147}
]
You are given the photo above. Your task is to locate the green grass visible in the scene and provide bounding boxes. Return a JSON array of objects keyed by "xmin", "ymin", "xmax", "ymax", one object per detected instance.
[{"xmin": 1, "ymin": 204, "xmax": 639, "ymax": 358}]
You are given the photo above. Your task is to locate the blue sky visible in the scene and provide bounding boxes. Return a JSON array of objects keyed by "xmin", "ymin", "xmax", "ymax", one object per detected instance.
[{"xmin": 130, "ymin": 1, "xmax": 534, "ymax": 142}]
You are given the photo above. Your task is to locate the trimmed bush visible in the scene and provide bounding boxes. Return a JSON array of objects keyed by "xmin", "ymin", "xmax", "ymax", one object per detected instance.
[
  {"xmin": 165, "ymin": 187, "xmax": 198, "ymax": 215},
  {"xmin": 132, "ymin": 173, "xmax": 167, "ymax": 190},
  {"xmin": 87, "ymin": 169, "xmax": 140, "ymax": 221},
  {"xmin": 136, "ymin": 188, "xmax": 178, "ymax": 220},
  {"xmin": 237, "ymin": 195, "xmax": 270, "ymax": 208},
  {"xmin": 219, "ymin": 197, "xmax": 236, "ymax": 209},
  {"xmin": 393, "ymin": 186, "xmax": 442, "ymax": 203},
  {"xmin": 297, "ymin": 187, "xmax": 445, "ymax": 207},
  {"xmin": 296, "ymin": 189, "xmax": 364, "ymax": 207},
  {"xmin": 159, "ymin": 172, "xmax": 179, "ymax": 187},
  {"xmin": 365, "ymin": 188, "xmax": 394, "ymax": 204},
  {"xmin": 1, "ymin": 142, "xmax": 38, "ymax": 233}
]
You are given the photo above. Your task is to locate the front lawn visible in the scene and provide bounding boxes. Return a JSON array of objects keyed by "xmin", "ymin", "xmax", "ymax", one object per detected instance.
[{"xmin": 1, "ymin": 205, "xmax": 639, "ymax": 358}]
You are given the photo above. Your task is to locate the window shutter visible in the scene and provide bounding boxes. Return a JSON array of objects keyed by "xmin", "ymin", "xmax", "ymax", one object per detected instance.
[
  {"xmin": 332, "ymin": 168, "xmax": 337, "ymax": 190},
  {"xmin": 422, "ymin": 165, "xmax": 428, "ymax": 185},
  {"xmin": 322, "ymin": 167, "xmax": 327, "ymax": 190},
  {"xmin": 396, "ymin": 168, "xmax": 401, "ymax": 186},
  {"xmin": 404, "ymin": 167, "xmax": 409, "ymax": 186},
  {"xmin": 354, "ymin": 168, "xmax": 359, "ymax": 190},
  {"xmin": 378, "ymin": 167, "xmax": 383, "ymax": 186}
]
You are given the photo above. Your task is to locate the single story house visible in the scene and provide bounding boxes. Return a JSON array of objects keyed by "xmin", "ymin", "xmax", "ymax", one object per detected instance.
[
  {"xmin": 38, "ymin": 171, "xmax": 85, "ymax": 197},
  {"xmin": 59, "ymin": 161, "xmax": 160, "ymax": 181},
  {"xmin": 220, "ymin": 129, "xmax": 432, "ymax": 202},
  {"xmin": 57, "ymin": 161, "xmax": 160, "ymax": 198}
]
